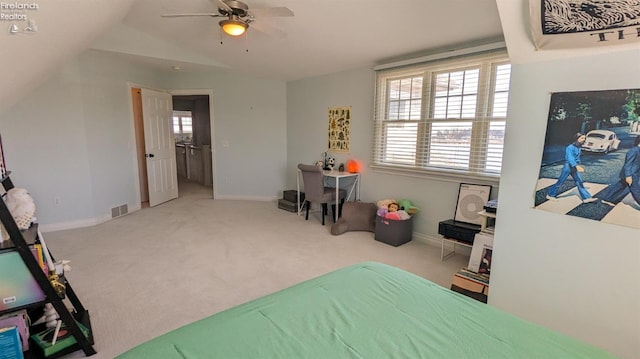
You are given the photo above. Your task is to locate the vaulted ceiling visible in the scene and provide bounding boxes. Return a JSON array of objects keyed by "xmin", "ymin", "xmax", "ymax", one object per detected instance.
[{"xmin": 0, "ymin": 0, "xmax": 505, "ymax": 114}]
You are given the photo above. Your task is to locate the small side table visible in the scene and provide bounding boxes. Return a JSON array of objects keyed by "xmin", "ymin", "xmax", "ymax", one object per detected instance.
[{"xmin": 441, "ymin": 237, "xmax": 473, "ymax": 261}]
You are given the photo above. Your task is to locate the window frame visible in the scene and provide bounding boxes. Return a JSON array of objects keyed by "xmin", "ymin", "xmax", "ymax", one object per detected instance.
[
  {"xmin": 371, "ymin": 50, "xmax": 511, "ymax": 184},
  {"xmin": 173, "ymin": 110, "xmax": 193, "ymax": 141}
]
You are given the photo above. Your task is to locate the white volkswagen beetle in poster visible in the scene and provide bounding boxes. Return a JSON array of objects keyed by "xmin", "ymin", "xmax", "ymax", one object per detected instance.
[{"xmin": 582, "ymin": 130, "xmax": 621, "ymax": 154}]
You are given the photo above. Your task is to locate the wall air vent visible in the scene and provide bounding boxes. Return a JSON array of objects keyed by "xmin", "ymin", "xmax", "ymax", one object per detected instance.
[{"xmin": 111, "ymin": 204, "xmax": 129, "ymax": 218}]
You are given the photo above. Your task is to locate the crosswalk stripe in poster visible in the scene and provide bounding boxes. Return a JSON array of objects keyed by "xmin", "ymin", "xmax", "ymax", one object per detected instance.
[
  {"xmin": 535, "ymin": 89, "xmax": 640, "ymax": 229},
  {"xmin": 530, "ymin": 0, "xmax": 640, "ymax": 50}
]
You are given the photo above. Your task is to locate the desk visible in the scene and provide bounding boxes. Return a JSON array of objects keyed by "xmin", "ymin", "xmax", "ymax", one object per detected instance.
[{"xmin": 296, "ymin": 170, "xmax": 360, "ymax": 222}]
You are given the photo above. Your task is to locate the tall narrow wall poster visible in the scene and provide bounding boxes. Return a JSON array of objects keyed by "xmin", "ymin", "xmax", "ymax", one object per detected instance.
[
  {"xmin": 530, "ymin": 0, "xmax": 640, "ymax": 50},
  {"xmin": 328, "ymin": 106, "xmax": 351, "ymax": 153},
  {"xmin": 534, "ymin": 89, "xmax": 640, "ymax": 229}
]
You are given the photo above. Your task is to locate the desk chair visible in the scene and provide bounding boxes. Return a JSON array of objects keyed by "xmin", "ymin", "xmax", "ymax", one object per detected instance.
[{"xmin": 298, "ymin": 164, "xmax": 346, "ymax": 225}]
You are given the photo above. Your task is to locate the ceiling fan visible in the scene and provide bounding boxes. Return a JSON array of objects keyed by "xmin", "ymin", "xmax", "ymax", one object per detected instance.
[{"xmin": 161, "ymin": 0, "xmax": 294, "ymax": 38}]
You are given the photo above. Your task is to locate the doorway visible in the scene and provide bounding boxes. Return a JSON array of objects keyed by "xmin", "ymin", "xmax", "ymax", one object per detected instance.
[
  {"xmin": 172, "ymin": 94, "xmax": 214, "ymax": 197},
  {"xmin": 130, "ymin": 87, "xmax": 215, "ymax": 208}
]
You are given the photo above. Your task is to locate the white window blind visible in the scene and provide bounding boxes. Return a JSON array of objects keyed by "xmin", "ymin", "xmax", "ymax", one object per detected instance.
[{"xmin": 372, "ymin": 49, "xmax": 511, "ymax": 179}]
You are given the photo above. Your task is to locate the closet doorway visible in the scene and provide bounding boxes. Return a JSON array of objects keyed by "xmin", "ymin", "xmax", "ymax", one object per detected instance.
[{"xmin": 172, "ymin": 92, "xmax": 214, "ymax": 198}]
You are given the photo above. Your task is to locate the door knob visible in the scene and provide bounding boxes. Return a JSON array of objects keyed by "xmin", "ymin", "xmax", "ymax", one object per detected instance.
[{"xmin": 145, "ymin": 153, "xmax": 155, "ymax": 158}]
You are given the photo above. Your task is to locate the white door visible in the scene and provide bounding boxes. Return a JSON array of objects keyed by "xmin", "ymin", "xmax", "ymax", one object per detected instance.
[{"xmin": 141, "ymin": 89, "xmax": 178, "ymax": 206}]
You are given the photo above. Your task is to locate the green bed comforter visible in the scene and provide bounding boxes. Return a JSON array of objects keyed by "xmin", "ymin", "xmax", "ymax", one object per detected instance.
[{"xmin": 117, "ymin": 261, "xmax": 615, "ymax": 358}]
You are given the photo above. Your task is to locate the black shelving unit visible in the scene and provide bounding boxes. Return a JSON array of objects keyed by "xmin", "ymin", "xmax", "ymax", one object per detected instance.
[{"xmin": 0, "ymin": 173, "xmax": 96, "ymax": 358}]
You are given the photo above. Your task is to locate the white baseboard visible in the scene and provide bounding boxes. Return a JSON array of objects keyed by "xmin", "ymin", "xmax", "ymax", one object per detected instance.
[
  {"xmin": 412, "ymin": 232, "xmax": 445, "ymax": 247},
  {"xmin": 39, "ymin": 204, "xmax": 142, "ymax": 233},
  {"xmin": 39, "ymin": 217, "xmax": 106, "ymax": 233},
  {"xmin": 214, "ymin": 195, "xmax": 278, "ymax": 202}
]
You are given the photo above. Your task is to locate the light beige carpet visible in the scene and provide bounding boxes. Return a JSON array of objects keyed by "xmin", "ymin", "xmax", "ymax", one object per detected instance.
[{"xmin": 45, "ymin": 179, "xmax": 468, "ymax": 358}]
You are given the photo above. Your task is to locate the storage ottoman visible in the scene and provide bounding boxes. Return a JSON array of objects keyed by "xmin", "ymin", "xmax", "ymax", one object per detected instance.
[
  {"xmin": 374, "ymin": 215, "xmax": 413, "ymax": 247},
  {"xmin": 277, "ymin": 199, "xmax": 297, "ymax": 212},
  {"xmin": 283, "ymin": 190, "xmax": 304, "ymax": 203},
  {"xmin": 278, "ymin": 190, "xmax": 305, "ymax": 213}
]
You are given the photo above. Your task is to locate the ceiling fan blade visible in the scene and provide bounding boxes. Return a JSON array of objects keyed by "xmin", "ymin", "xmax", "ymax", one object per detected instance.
[
  {"xmin": 162, "ymin": 13, "xmax": 222, "ymax": 17},
  {"xmin": 250, "ymin": 20, "xmax": 286, "ymax": 38},
  {"xmin": 250, "ymin": 7, "xmax": 294, "ymax": 17},
  {"xmin": 214, "ymin": 0, "xmax": 233, "ymax": 13}
]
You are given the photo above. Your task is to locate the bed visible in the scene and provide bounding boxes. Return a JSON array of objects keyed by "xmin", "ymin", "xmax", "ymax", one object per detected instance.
[{"xmin": 116, "ymin": 262, "xmax": 614, "ymax": 358}]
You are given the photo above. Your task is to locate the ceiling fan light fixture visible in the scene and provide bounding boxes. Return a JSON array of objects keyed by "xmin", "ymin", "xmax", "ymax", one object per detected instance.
[{"xmin": 219, "ymin": 18, "xmax": 248, "ymax": 36}]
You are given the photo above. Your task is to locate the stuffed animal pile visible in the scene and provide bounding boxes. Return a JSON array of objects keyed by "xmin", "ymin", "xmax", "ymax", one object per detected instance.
[
  {"xmin": 4, "ymin": 188, "xmax": 36, "ymax": 229},
  {"xmin": 376, "ymin": 198, "xmax": 419, "ymax": 221}
]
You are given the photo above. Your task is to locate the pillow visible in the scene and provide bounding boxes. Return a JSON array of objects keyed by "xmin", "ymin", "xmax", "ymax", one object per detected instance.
[{"xmin": 330, "ymin": 202, "xmax": 377, "ymax": 235}]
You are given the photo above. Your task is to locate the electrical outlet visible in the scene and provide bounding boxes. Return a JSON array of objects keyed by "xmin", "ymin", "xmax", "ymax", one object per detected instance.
[{"xmin": 53, "ymin": 197, "xmax": 61, "ymax": 206}]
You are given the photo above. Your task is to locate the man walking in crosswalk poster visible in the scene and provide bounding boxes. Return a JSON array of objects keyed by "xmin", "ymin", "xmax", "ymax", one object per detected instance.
[
  {"xmin": 535, "ymin": 89, "xmax": 640, "ymax": 229},
  {"xmin": 599, "ymin": 135, "xmax": 640, "ymax": 208},
  {"xmin": 545, "ymin": 132, "xmax": 597, "ymax": 204}
]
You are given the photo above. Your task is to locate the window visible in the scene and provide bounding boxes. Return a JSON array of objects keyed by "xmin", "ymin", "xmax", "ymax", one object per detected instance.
[
  {"xmin": 372, "ymin": 50, "xmax": 511, "ymax": 180},
  {"xmin": 173, "ymin": 110, "xmax": 193, "ymax": 142}
]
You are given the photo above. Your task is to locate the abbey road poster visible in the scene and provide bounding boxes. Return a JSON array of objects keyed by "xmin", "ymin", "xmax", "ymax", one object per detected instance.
[
  {"xmin": 530, "ymin": 0, "xmax": 640, "ymax": 50},
  {"xmin": 534, "ymin": 89, "xmax": 640, "ymax": 229}
]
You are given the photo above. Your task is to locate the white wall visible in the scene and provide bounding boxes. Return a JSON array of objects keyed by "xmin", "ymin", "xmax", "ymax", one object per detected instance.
[
  {"xmin": 491, "ymin": 1, "xmax": 640, "ymax": 358},
  {"xmin": 491, "ymin": 52, "xmax": 640, "ymax": 359},
  {"xmin": 0, "ymin": 50, "xmax": 287, "ymax": 229},
  {"xmin": 164, "ymin": 72, "xmax": 287, "ymax": 201},
  {"xmin": 0, "ymin": 52, "xmax": 163, "ymax": 229},
  {"xmin": 286, "ymin": 68, "xmax": 374, "ymax": 193},
  {"xmin": 1, "ymin": 59, "xmax": 94, "ymax": 225}
]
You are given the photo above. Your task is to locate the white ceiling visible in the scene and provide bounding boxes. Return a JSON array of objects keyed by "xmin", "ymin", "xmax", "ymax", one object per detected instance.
[
  {"xmin": 0, "ymin": 0, "xmax": 505, "ymax": 114},
  {"xmin": 113, "ymin": 0, "xmax": 506, "ymax": 80}
]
